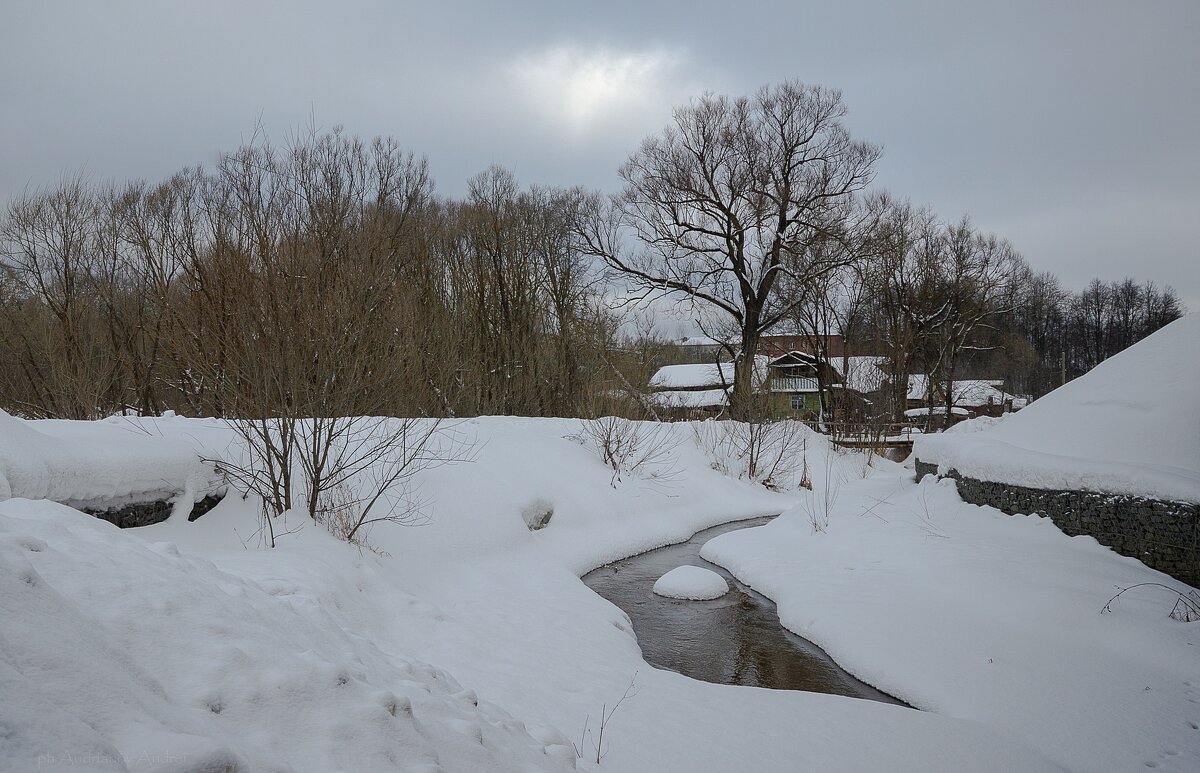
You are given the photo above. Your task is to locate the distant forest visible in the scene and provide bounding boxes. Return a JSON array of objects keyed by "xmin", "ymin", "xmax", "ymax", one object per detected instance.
[{"xmin": 0, "ymin": 82, "xmax": 1184, "ymax": 422}]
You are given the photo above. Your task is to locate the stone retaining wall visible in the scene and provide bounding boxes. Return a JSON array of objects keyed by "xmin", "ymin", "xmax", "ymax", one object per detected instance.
[
  {"xmin": 84, "ymin": 493, "xmax": 224, "ymax": 529},
  {"xmin": 915, "ymin": 460, "xmax": 1200, "ymax": 587}
]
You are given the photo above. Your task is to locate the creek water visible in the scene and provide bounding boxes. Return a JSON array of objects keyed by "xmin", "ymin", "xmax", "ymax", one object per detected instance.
[{"xmin": 582, "ymin": 516, "xmax": 906, "ymax": 705}]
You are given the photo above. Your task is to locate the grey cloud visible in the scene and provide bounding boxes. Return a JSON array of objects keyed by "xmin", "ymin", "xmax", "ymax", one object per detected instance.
[{"xmin": 1, "ymin": 0, "xmax": 1196, "ymax": 306}]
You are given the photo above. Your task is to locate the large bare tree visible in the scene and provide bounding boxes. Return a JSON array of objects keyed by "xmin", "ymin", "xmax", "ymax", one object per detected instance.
[{"xmin": 579, "ymin": 80, "xmax": 880, "ymax": 418}]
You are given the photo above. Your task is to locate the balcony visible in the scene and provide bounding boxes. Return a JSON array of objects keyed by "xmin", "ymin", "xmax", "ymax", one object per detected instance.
[{"xmin": 769, "ymin": 376, "xmax": 819, "ymax": 393}]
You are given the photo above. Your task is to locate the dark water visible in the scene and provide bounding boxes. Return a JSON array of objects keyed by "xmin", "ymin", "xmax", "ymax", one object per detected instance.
[{"xmin": 582, "ymin": 517, "xmax": 906, "ymax": 704}]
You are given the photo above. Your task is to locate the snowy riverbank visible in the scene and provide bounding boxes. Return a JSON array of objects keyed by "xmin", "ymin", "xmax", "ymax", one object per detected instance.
[
  {"xmin": 702, "ymin": 470, "xmax": 1200, "ymax": 773},
  {"xmin": 2, "ymin": 414, "xmax": 1192, "ymax": 771}
]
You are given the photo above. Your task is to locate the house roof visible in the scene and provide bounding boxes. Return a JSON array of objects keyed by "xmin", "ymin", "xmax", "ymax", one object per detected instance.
[
  {"xmin": 907, "ymin": 375, "xmax": 1020, "ymax": 408},
  {"xmin": 649, "ymin": 362, "xmax": 735, "ymax": 390},
  {"xmin": 949, "ymin": 380, "xmax": 1016, "ymax": 408},
  {"xmin": 649, "ymin": 356, "xmax": 768, "ymax": 391},
  {"xmin": 646, "ymin": 389, "xmax": 728, "ymax": 409},
  {"xmin": 768, "ymin": 351, "xmax": 821, "ymax": 366},
  {"xmin": 907, "ymin": 374, "xmax": 931, "ymax": 402},
  {"xmin": 905, "ymin": 406, "xmax": 970, "ymax": 417}
]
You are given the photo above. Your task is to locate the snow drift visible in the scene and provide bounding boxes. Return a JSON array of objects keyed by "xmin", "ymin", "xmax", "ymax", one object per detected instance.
[
  {"xmin": 0, "ymin": 411, "xmax": 218, "ymax": 510},
  {"xmin": 914, "ymin": 313, "xmax": 1200, "ymax": 502},
  {"xmin": 0, "ymin": 499, "xmax": 573, "ymax": 773}
]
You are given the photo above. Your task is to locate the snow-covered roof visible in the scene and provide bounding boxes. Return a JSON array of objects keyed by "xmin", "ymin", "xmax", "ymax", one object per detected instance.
[
  {"xmin": 649, "ymin": 362, "xmax": 735, "ymax": 390},
  {"xmin": 907, "ymin": 374, "xmax": 930, "ymax": 402},
  {"xmin": 907, "ymin": 376, "xmax": 1019, "ymax": 408},
  {"xmin": 649, "ymin": 356, "xmax": 769, "ymax": 391},
  {"xmin": 675, "ymin": 335, "xmax": 728, "ymax": 347},
  {"xmin": 905, "ymin": 406, "xmax": 970, "ymax": 417},
  {"xmin": 915, "ymin": 313, "xmax": 1200, "ymax": 503},
  {"xmin": 950, "ymin": 380, "xmax": 1011, "ymax": 408},
  {"xmin": 646, "ymin": 389, "xmax": 729, "ymax": 409}
]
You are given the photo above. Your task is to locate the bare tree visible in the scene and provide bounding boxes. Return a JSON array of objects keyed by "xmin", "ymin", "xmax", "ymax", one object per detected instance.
[
  {"xmin": 578, "ymin": 80, "xmax": 880, "ymax": 419},
  {"xmin": 0, "ymin": 175, "xmax": 118, "ymax": 418},
  {"xmin": 856, "ymin": 194, "xmax": 936, "ymax": 421},
  {"xmin": 917, "ymin": 219, "xmax": 1023, "ymax": 425}
]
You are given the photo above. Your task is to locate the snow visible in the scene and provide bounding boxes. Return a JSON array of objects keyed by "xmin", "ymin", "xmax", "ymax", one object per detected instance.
[
  {"xmin": 1, "ymin": 410, "xmax": 1189, "ymax": 772},
  {"xmin": 645, "ymin": 388, "xmax": 728, "ymax": 409},
  {"xmin": 915, "ymin": 313, "xmax": 1200, "ymax": 502},
  {"xmin": 649, "ymin": 362, "xmax": 736, "ymax": 390},
  {"xmin": 701, "ymin": 470, "xmax": 1200, "ymax": 773},
  {"xmin": 675, "ymin": 335, "xmax": 727, "ymax": 347},
  {"xmin": 904, "ymin": 406, "xmax": 970, "ymax": 417},
  {"xmin": 648, "ymin": 356, "xmax": 768, "ymax": 391},
  {"xmin": 0, "ymin": 498, "xmax": 572, "ymax": 773},
  {"xmin": 0, "ymin": 410, "xmax": 218, "ymax": 510},
  {"xmin": 652, "ymin": 565, "xmax": 729, "ymax": 599},
  {"xmin": 907, "ymin": 376, "xmax": 1020, "ymax": 408}
]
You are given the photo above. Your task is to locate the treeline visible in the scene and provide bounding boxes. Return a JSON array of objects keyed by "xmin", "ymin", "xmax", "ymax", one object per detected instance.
[
  {"xmin": 747, "ymin": 194, "xmax": 1182, "ymax": 421},
  {"xmin": 818, "ymin": 201, "xmax": 1186, "ymax": 414},
  {"xmin": 0, "ymin": 131, "xmax": 639, "ymax": 420},
  {"xmin": 0, "ymin": 84, "xmax": 1185, "ymax": 423},
  {"xmin": 561, "ymin": 81, "xmax": 1184, "ymax": 423},
  {"xmin": 1005, "ymin": 274, "xmax": 1184, "ymax": 396}
]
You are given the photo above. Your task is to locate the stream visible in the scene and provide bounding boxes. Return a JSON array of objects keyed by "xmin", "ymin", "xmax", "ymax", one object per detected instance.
[{"xmin": 582, "ymin": 516, "xmax": 906, "ymax": 704}]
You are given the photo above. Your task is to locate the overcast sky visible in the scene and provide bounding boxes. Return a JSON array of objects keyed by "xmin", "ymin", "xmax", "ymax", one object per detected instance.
[{"xmin": 2, "ymin": 0, "xmax": 1197, "ymax": 311}]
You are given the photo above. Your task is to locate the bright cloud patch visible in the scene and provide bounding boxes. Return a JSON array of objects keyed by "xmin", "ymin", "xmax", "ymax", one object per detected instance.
[{"xmin": 509, "ymin": 45, "xmax": 687, "ymax": 134}]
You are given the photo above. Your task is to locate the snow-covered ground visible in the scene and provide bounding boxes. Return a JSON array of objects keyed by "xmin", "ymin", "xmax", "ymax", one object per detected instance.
[
  {"xmin": 915, "ymin": 312, "xmax": 1200, "ymax": 502},
  {"xmin": 2, "ymin": 413, "xmax": 1195, "ymax": 771},
  {"xmin": 0, "ymin": 410, "xmax": 218, "ymax": 509},
  {"xmin": 703, "ymin": 471, "xmax": 1200, "ymax": 773}
]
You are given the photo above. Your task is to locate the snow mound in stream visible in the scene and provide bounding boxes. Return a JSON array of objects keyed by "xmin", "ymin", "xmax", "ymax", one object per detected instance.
[{"xmin": 653, "ymin": 565, "xmax": 729, "ymax": 600}]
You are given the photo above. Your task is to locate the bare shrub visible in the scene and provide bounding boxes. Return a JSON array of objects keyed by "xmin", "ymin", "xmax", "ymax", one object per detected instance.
[
  {"xmin": 856, "ymin": 445, "xmax": 880, "ymax": 479},
  {"xmin": 212, "ymin": 417, "xmax": 472, "ymax": 548},
  {"xmin": 305, "ymin": 418, "xmax": 472, "ymax": 545},
  {"xmin": 574, "ymin": 673, "xmax": 638, "ymax": 765},
  {"xmin": 570, "ymin": 417, "xmax": 680, "ymax": 487},
  {"xmin": 1101, "ymin": 583, "xmax": 1200, "ymax": 622},
  {"xmin": 313, "ymin": 483, "xmax": 366, "ymax": 545},
  {"xmin": 799, "ymin": 437, "xmax": 813, "ymax": 490},
  {"xmin": 208, "ymin": 416, "xmax": 298, "ymax": 547},
  {"xmin": 693, "ymin": 418, "xmax": 812, "ymax": 490},
  {"xmin": 801, "ymin": 443, "xmax": 845, "ymax": 533}
]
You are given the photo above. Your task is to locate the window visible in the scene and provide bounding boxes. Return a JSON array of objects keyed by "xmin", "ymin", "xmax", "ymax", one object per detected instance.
[{"xmin": 790, "ymin": 394, "xmax": 805, "ymax": 411}]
